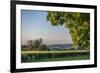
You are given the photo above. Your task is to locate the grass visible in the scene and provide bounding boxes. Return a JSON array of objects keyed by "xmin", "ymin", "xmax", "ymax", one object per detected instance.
[
  {"xmin": 30, "ymin": 54, "xmax": 90, "ymax": 62},
  {"xmin": 21, "ymin": 51, "xmax": 90, "ymax": 63},
  {"xmin": 21, "ymin": 50, "xmax": 90, "ymax": 54}
]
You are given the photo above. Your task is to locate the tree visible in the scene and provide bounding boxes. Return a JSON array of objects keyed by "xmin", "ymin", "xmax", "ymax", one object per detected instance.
[
  {"xmin": 39, "ymin": 44, "xmax": 48, "ymax": 51},
  {"xmin": 26, "ymin": 38, "xmax": 49, "ymax": 51},
  {"xmin": 34, "ymin": 38, "xmax": 43, "ymax": 49},
  {"xmin": 27, "ymin": 40, "xmax": 34, "ymax": 50},
  {"xmin": 47, "ymin": 11, "xmax": 90, "ymax": 50}
]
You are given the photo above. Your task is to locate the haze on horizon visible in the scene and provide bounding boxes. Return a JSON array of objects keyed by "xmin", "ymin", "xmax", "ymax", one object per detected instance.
[{"xmin": 21, "ymin": 10, "xmax": 73, "ymax": 45}]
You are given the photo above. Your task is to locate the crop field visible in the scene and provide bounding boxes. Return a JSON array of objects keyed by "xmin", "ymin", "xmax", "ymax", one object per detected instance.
[
  {"xmin": 21, "ymin": 50, "xmax": 89, "ymax": 54},
  {"xmin": 21, "ymin": 50, "xmax": 90, "ymax": 63}
]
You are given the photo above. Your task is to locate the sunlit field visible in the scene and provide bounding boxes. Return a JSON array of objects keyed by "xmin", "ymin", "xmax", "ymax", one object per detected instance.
[{"xmin": 21, "ymin": 50, "xmax": 90, "ymax": 63}]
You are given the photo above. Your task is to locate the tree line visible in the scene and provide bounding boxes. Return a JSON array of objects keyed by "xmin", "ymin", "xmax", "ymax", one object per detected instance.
[{"xmin": 22, "ymin": 38, "xmax": 49, "ymax": 51}]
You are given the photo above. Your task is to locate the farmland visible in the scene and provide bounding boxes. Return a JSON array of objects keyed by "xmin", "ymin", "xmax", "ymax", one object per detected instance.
[
  {"xmin": 21, "ymin": 50, "xmax": 90, "ymax": 63},
  {"xmin": 21, "ymin": 50, "xmax": 89, "ymax": 54}
]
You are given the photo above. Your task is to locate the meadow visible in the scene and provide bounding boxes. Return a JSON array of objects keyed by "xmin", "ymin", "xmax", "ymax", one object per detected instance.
[{"xmin": 21, "ymin": 50, "xmax": 90, "ymax": 63}]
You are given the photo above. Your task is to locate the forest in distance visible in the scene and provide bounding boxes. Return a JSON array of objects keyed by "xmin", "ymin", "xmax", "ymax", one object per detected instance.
[
  {"xmin": 21, "ymin": 11, "xmax": 90, "ymax": 63},
  {"xmin": 21, "ymin": 38, "xmax": 74, "ymax": 51}
]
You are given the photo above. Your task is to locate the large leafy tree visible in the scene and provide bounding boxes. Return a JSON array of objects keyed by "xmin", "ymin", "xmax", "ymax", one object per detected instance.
[{"xmin": 47, "ymin": 11, "xmax": 90, "ymax": 50}]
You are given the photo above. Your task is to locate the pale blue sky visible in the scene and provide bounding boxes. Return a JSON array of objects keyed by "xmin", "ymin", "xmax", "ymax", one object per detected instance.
[{"xmin": 21, "ymin": 10, "xmax": 73, "ymax": 45}]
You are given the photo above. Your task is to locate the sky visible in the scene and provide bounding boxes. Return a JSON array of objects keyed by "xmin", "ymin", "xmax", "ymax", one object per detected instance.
[{"xmin": 21, "ymin": 10, "xmax": 73, "ymax": 45}]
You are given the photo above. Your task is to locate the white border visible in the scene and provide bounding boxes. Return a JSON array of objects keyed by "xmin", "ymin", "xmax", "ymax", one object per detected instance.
[{"xmin": 16, "ymin": 4, "xmax": 94, "ymax": 69}]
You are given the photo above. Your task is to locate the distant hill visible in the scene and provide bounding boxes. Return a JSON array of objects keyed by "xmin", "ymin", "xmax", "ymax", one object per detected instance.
[{"xmin": 48, "ymin": 44, "xmax": 73, "ymax": 50}]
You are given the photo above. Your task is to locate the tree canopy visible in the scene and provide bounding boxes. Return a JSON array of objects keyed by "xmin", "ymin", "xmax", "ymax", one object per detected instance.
[
  {"xmin": 23, "ymin": 38, "xmax": 48, "ymax": 51},
  {"xmin": 47, "ymin": 11, "xmax": 90, "ymax": 50}
]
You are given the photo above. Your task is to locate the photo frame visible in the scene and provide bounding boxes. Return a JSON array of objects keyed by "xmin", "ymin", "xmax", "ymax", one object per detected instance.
[{"xmin": 10, "ymin": 0, "xmax": 97, "ymax": 73}]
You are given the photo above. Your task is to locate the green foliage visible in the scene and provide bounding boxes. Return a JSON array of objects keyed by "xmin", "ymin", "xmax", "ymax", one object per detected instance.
[
  {"xmin": 47, "ymin": 11, "xmax": 90, "ymax": 50},
  {"xmin": 24, "ymin": 38, "xmax": 49, "ymax": 51},
  {"xmin": 27, "ymin": 40, "xmax": 34, "ymax": 50},
  {"xmin": 34, "ymin": 38, "xmax": 42, "ymax": 49},
  {"xmin": 21, "ymin": 52, "xmax": 90, "ymax": 62},
  {"xmin": 39, "ymin": 44, "xmax": 48, "ymax": 51}
]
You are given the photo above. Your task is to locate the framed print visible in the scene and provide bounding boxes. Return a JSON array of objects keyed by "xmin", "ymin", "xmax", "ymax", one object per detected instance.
[{"xmin": 10, "ymin": 0, "xmax": 97, "ymax": 73}]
